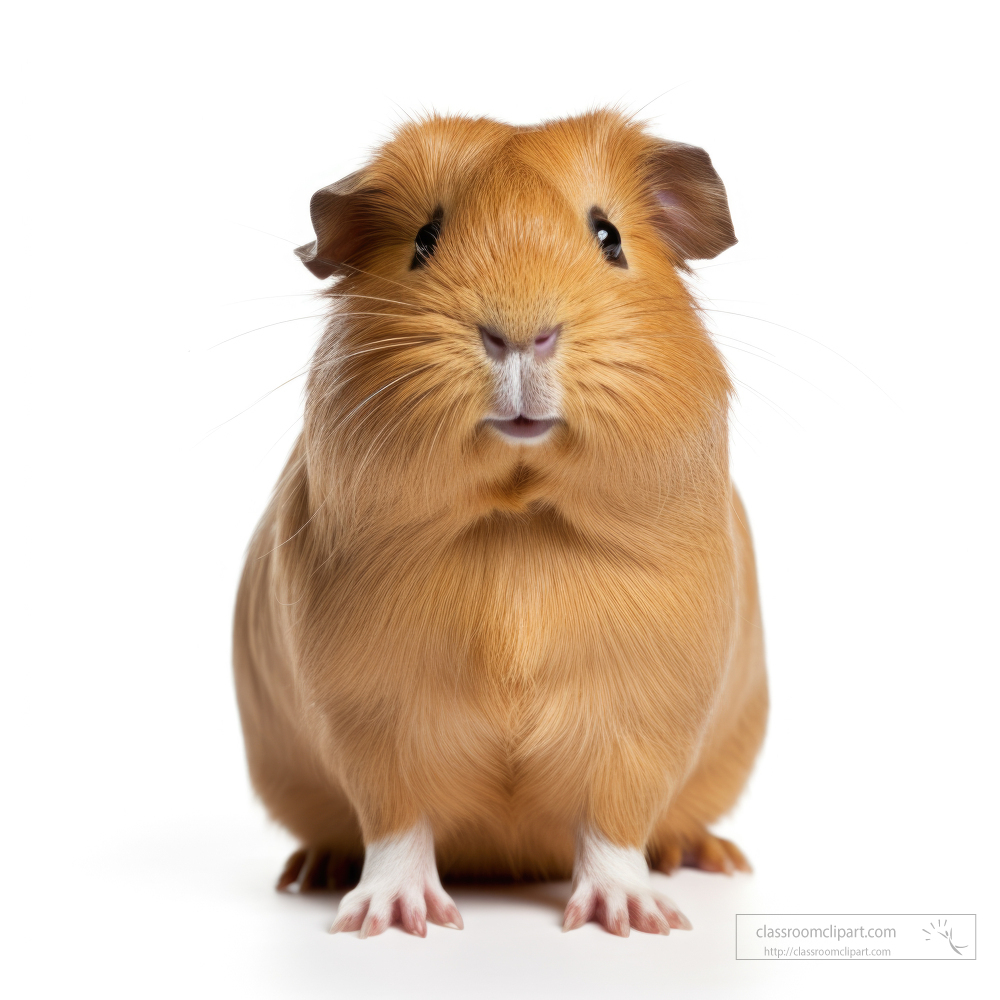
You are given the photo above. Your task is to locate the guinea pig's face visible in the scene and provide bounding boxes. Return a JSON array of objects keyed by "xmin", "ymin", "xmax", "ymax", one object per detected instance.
[{"xmin": 300, "ymin": 111, "xmax": 736, "ymax": 519}]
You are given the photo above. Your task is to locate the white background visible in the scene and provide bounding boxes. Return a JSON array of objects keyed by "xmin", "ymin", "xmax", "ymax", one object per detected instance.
[{"xmin": 2, "ymin": 1, "xmax": 997, "ymax": 997}]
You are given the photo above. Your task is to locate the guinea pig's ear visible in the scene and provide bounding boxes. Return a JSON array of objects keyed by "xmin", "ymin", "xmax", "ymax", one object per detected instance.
[
  {"xmin": 294, "ymin": 169, "xmax": 372, "ymax": 279},
  {"xmin": 647, "ymin": 142, "xmax": 737, "ymax": 261}
]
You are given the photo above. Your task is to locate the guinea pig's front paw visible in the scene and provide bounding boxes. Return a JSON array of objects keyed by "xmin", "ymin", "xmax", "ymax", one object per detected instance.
[
  {"xmin": 329, "ymin": 819, "xmax": 463, "ymax": 938},
  {"xmin": 563, "ymin": 829, "xmax": 691, "ymax": 937}
]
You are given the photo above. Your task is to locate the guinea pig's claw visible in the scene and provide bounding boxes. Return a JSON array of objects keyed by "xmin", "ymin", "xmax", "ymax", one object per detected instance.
[
  {"xmin": 562, "ymin": 897, "xmax": 593, "ymax": 933},
  {"xmin": 330, "ymin": 884, "xmax": 463, "ymax": 937},
  {"xmin": 276, "ymin": 848, "xmax": 308, "ymax": 892},
  {"xmin": 563, "ymin": 832, "xmax": 691, "ymax": 936},
  {"xmin": 427, "ymin": 897, "xmax": 464, "ymax": 930},
  {"xmin": 563, "ymin": 882, "xmax": 686, "ymax": 936}
]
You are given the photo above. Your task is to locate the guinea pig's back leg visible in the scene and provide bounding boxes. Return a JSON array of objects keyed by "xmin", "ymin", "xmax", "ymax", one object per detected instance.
[
  {"xmin": 647, "ymin": 489, "xmax": 768, "ymax": 875},
  {"xmin": 276, "ymin": 844, "xmax": 363, "ymax": 893},
  {"xmin": 234, "ymin": 517, "xmax": 363, "ymax": 890},
  {"xmin": 646, "ymin": 666, "xmax": 766, "ymax": 875},
  {"xmin": 645, "ymin": 686, "xmax": 764, "ymax": 876}
]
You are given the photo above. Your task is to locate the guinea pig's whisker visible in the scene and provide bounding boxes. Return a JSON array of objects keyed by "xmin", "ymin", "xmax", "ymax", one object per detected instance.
[
  {"xmin": 688, "ymin": 259, "xmax": 743, "ymax": 270},
  {"xmin": 321, "ymin": 372, "xmax": 434, "ymax": 530},
  {"xmin": 424, "ymin": 392, "xmax": 464, "ymax": 473},
  {"xmin": 328, "ymin": 292, "xmax": 425, "ymax": 310},
  {"xmin": 202, "ymin": 369, "xmax": 309, "ymax": 440},
  {"xmin": 334, "ymin": 384, "xmax": 436, "ymax": 489},
  {"xmin": 312, "ymin": 328, "xmax": 432, "ymax": 378},
  {"xmin": 213, "ymin": 305, "xmax": 426, "ymax": 353},
  {"xmin": 631, "ymin": 84, "xmax": 686, "ymax": 118},
  {"xmin": 331, "ymin": 344, "xmax": 434, "ymax": 367},
  {"xmin": 328, "ymin": 311, "xmax": 421, "ymax": 322},
  {"xmin": 718, "ymin": 344, "xmax": 830, "ymax": 398},
  {"xmin": 313, "ymin": 347, "xmax": 432, "ymax": 404},
  {"xmin": 333, "ymin": 364, "xmax": 438, "ymax": 434},
  {"xmin": 211, "ymin": 314, "xmax": 326, "ymax": 349},
  {"xmin": 254, "ymin": 364, "xmax": 434, "ymax": 559},
  {"xmin": 228, "ymin": 220, "xmax": 299, "ymax": 245},
  {"xmin": 731, "ymin": 377, "xmax": 801, "ymax": 426},
  {"xmin": 353, "ymin": 388, "xmax": 437, "ymax": 484},
  {"xmin": 711, "ymin": 334, "xmax": 776, "ymax": 358},
  {"xmin": 336, "ymin": 261, "xmax": 417, "ymax": 293},
  {"xmin": 332, "ymin": 337, "xmax": 435, "ymax": 362},
  {"xmin": 589, "ymin": 357, "xmax": 716, "ymax": 398},
  {"xmin": 626, "ymin": 330, "xmax": 826, "ymax": 398},
  {"xmin": 260, "ymin": 416, "xmax": 305, "ymax": 463},
  {"xmin": 226, "ymin": 292, "xmax": 318, "ymax": 305},
  {"xmin": 700, "ymin": 308, "xmax": 893, "ymax": 402}
]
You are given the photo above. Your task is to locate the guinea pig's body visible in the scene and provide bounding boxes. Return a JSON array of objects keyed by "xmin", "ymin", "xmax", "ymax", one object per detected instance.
[{"xmin": 233, "ymin": 110, "xmax": 767, "ymax": 937}]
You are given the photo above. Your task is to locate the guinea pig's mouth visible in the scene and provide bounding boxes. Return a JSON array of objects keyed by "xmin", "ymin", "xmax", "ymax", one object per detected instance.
[{"xmin": 485, "ymin": 415, "xmax": 559, "ymax": 441}]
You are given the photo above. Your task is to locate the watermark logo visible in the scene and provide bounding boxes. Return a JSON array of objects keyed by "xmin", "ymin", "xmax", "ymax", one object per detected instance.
[
  {"xmin": 736, "ymin": 914, "xmax": 976, "ymax": 960},
  {"xmin": 923, "ymin": 918, "xmax": 968, "ymax": 956}
]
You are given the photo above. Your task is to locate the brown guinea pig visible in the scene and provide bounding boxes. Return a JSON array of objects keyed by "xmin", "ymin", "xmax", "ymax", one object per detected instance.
[{"xmin": 233, "ymin": 109, "xmax": 767, "ymax": 939}]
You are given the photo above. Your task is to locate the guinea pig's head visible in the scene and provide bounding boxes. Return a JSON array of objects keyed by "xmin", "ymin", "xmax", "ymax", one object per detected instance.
[{"xmin": 298, "ymin": 111, "xmax": 735, "ymax": 532}]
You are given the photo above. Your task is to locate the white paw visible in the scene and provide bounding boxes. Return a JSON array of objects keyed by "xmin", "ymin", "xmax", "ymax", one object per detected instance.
[
  {"xmin": 330, "ymin": 819, "xmax": 463, "ymax": 938},
  {"xmin": 563, "ymin": 828, "xmax": 691, "ymax": 937}
]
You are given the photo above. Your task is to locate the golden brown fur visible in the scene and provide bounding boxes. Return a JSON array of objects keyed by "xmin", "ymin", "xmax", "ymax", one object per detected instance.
[{"xmin": 233, "ymin": 110, "xmax": 767, "ymax": 892}]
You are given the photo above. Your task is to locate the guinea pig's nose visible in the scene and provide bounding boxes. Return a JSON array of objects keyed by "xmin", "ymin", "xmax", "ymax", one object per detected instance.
[
  {"xmin": 479, "ymin": 326, "xmax": 509, "ymax": 360},
  {"xmin": 533, "ymin": 326, "xmax": 561, "ymax": 360},
  {"xmin": 479, "ymin": 325, "xmax": 561, "ymax": 360}
]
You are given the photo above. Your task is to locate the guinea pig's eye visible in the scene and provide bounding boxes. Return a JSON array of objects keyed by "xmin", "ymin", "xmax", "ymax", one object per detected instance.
[
  {"xmin": 591, "ymin": 215, "xmax": 627, "ymax": 269},
  {"xmin": 411, "ymin": 219, "xmax": 442, "ymax": 269}
]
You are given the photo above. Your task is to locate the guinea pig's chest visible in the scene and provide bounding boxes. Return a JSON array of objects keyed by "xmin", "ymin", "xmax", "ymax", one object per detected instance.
[
  {"xmin": 446, "ymin": 515, "xmax": 622, "ymax": 667},
  {"xmin": 316, "ymin": 510, "xmax": 724, "ymax": 783},
  {"xmin": 420, "ymin": 514, "xmax": 692, "ymax": 716},
  {"xmin": 380, "ymin": 516, "xmax": 713, "ymax": 800}
]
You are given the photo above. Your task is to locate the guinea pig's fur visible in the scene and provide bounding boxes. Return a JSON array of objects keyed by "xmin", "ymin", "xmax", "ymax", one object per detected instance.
[{"xmin": 233, "ymin": 109, "xmax": 767, "ymax": 938}]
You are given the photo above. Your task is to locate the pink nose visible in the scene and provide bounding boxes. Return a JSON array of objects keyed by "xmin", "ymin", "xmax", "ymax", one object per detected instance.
[{"xmin": 479, "ymin": 326, "xmax": 561, "ymax": 360}]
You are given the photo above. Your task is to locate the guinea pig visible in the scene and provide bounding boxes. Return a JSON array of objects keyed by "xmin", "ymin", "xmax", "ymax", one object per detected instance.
[{"xmin": 233, "ymin": 109, "xmax": 767, "ymax": 938}]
